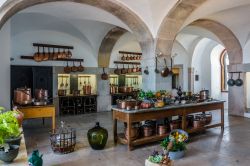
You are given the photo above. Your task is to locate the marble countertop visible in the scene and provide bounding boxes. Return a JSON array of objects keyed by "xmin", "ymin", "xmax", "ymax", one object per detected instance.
[
  {"xmin": 112, "ymin": 100, "xmax": 225, "ymax": 114},
  {"xmin": 0, "ymin": 133, "xmax": 28, "ymax": 166}
]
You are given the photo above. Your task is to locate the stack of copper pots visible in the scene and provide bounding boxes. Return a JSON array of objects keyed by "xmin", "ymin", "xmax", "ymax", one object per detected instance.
[{"xmin": 14, "ymin": 87, "xmax": 32, "ymax": 105}]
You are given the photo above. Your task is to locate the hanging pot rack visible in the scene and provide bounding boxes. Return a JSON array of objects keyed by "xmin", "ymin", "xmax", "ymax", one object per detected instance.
[{"xmin": 20, "ymin": 43, "xmax": 84, "ymax": 62}]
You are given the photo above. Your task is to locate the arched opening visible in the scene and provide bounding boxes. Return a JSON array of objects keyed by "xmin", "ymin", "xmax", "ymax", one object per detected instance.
[{"xmin": 0, "ymin": 1, "xmax": 151, "ymax": 109}]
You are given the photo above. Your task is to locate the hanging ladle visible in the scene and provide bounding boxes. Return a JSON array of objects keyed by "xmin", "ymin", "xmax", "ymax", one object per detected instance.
[{"xmin": 65, "ymin": 76, "xmax": 69, "ymax": 87}]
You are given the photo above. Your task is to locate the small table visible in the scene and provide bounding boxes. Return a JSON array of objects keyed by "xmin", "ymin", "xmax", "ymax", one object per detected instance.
[{"xmin": 18, "ymin": 105, "xmax": 56, "ymax": 130}]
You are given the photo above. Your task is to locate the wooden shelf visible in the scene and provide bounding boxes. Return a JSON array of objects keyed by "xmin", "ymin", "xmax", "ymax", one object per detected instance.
[
  {"xmin": 20, "ymin": 55, "xmax": 84, "ymax": 62},
  {"xmin": 187, "ymin": 123, "xmax": 222, "ymax": 133},
  {"xmin": 117, "ymin": 133, "xmax": 169, "ymax": 146}
]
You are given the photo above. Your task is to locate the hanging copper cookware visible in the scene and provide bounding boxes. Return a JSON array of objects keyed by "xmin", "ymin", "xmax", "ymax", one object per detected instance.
[
  {"xmin": 114, "ymin": 64, "xmax": 121, "ymax": 75},
  {"xmin": 127, "ymin": 64, "xmax": 133, "ymax": 73},
  {"xmin": 132, "ymin": 65, "xmax": 137, "ymax": 73},
  {"xmin": 121, "ymin": 53, "xmax": 126, "ymax": 61},
  {"xmin": 43, "ymin": 47, "xmax": 49, "ymax": 61},
  {"xmin": 67, "ymin": 48, "xmax": 72, "ymax": 58},
  {"xmin": 34, "ymin": 47, "xmax": 43, "ymax": 62},
  {"xmin": 161, "ymin": 58, "xmax": 170, "ymax": 77},
  {"xmin": 101, "ymin": 68, "xmax": 109, "ymax": 80},
  {"xmin": 71, "ymin": 61, "xmax": 78, "ymax": 72},
  {"xmin": 121, "ymin": 64, "xmax": 127, "ymax": 74},
  {"xmin": 78, "ymin": 61, "xmax": 84, "ymax": 72},
  {"xmin": 64, "ymin": 61, "xmax": 71, "ymax": 73},
  {"xmin": 51, "ymin": 48, "xmax": 57, "ymax": 60}
]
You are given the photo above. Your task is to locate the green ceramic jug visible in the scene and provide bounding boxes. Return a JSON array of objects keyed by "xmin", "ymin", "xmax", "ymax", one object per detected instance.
[{"xmin": 87, "ymin": 122, "xmax": 108, "ymax": 150}]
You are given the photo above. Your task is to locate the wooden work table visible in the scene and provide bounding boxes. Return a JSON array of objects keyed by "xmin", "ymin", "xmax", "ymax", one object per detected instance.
[
  {"xmin": 18, "ymin": 105, "xmax": 56, "ymax": 130},
  {"xmin": 112, "ymin": 100, "xmax": 225, "ymax": 150}
]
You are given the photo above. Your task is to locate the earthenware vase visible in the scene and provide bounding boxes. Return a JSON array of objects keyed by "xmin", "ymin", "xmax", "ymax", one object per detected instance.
[{"xmin": 87, "ymin": 122, "xmax": 108, "ymax": 150}]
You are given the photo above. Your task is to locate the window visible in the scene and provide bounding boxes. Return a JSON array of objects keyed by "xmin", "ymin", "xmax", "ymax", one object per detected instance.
[{"xmin": 220, "ymin": 49, "xmax": 229, "ymax": 92}]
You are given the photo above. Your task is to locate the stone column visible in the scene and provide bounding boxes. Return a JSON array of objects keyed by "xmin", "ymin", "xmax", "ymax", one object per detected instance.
[
  {"xmin": 140, "ymin": 40, "xmax": 172, "ymax": 91},
  {"xmin": 96, "ymin": 68, "xmax": 111, "ymax": 112},
  {"xmin": 188, "ymin": 67, "xmax": 194, "ymax": 92},
  {"xmin": 228, "ymin": 64, "xmax": 246, "ymax": 116}
]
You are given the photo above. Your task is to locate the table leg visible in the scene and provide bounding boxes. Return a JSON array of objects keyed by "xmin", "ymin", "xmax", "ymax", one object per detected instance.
[
  {"xmin": 113, "ymin": 111, "xmax": 118, "ymax": 144},
  {"xmin": 127, "ymin": 119, "xmax": 132, "ymax": 151},
  {"xmin": 181, "ymin": 114, "xmax": 187, "ymax": 131},
  {"xmin": 52, "ymin": 109, "xmax": 56, "ymax": 130},
  {"xmin": 221, "ymin": 105, "xmax": 224, "ymax": 132}
]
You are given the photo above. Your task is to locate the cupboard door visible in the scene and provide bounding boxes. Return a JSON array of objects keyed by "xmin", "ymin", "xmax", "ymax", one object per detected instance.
[
  {"xmin": 11, "ymin": 66, "xmax": 33, "ymax": 103},
  {"xmin": 32, "ymin": 67, "xmax": 53, "ymax": 99}
]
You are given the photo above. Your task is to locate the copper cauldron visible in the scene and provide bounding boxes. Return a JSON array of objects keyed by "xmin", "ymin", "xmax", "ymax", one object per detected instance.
[{"xmin": 14, "ymin": 87, "xmax": 32, "ymax": 105}]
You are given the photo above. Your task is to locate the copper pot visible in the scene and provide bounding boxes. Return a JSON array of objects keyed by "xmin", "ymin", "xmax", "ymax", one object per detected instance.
[
  {"xmin": 78, "ymin": 62, "xmax": 84, "ymax": 72},
  {"xmin": 71, "ymin": 61, "xmax": 78, "ymax": 72},
  {"xmin": 158, "ymin": 125, "xmax": 167, "ymax": 135},
  {"xmin": 14, "ymin": 87, "xmax": 32, "ymax": 105},
  {"xmin": 64, "ymin": 61, "xmax": 71, "ymax": 73},
  {"xmin": 170, "ymin": 120, "xmax": 181, "ymax": 130},
  {"xmin": 140, "ymin": 102, "xmax": 152, "ymax": 109},
  {"xmin": 35, "ymin": 89, "xmax": 48, "ymax": 101},
  {"xmin": 117, "ymin": 99, "xmax": 137, "ymax": 109},
  {"xmin": 83, "ymin": 85, "xmax": 92, "ymax": 95},
  {"xmin": 121, "ymin": 65, "xmax": 127, "ymax": 74},
  {"xmin": 58, "ymin": 89, "xmax": 67, "ymax": 96},
  {"xmin": 127, "ymin": 65, "xmax": 133, "ymax": 73},
  {"xmin": 43, "ymin": 47, "xmax": 49, "ymax": 61},
  {"xmin": 124, "ymin": 126, "xmax": 139, "ymax": 141},
  {"xmin": 114, "ymin": 65, "xmax": 121, "ymax": 75},
  {"xmin": 161, "ymin": 58, "xmax": 169, "ymax": 77},
  {"xmin": 118, "ymin": 86, "xmax": 133, "ymax": 93},
  {"xmin": 101, "ymin": 68, "xmax": 109, "ymax": 80},
  {"xmin": 72, "ymin": 90, "xmax": 80, "ymax": 96},
  {"xmin": 33, "ymin": 47, "xmax": 43, "ymax": 62},
  {"xmin": 143, "ymin": 125, "xmax": 153, "ymax": 137},
  {"xmin": 132, "ymin": 65, "xmax": 137, "ymax": 73}
]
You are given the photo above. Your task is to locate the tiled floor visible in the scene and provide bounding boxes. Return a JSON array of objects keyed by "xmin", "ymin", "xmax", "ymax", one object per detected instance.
[{"xmin": 23, "ymin": 110, "xmax": 250, "ymax": 166}]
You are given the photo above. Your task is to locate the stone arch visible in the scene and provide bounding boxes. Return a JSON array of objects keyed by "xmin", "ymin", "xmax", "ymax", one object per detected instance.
[
  {"xmin": 190, "ymin": 19, "xmax": 242, "ymax": 64},
  {"xmin": 0, "ymin": 0, "xmax": 153, "ymax": 56},
  {"xmin": 156, "ymin": 0, "xmax": 207, "ymax": 57},
  {"xmin": 98, "ymin": 27, "xmax": 127, "ymax": 67}
]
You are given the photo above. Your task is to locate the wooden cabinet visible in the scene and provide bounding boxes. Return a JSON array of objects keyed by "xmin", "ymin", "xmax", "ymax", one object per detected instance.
[{"xmin": 11, "ymin": 65, "xmax": 53, "ymax": 105}]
